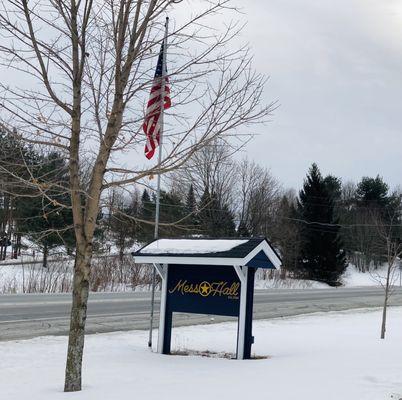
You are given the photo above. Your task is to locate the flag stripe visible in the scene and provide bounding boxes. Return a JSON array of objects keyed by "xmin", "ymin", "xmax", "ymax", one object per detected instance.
[{"xmin": 143, "ymin": 44, "xmax": 171, "ymax": 160}]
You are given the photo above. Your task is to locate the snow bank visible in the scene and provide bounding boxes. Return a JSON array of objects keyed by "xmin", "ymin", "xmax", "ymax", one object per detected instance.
[
  {"xmin": 253, "ymin": 269, "xmax": 330, "ymax": 289},
  {"xmin": 0, "ymin": 261, "xmax": 73, "ymax": 294},
  {"xmin": 255, "ymin": 264, "xmax": 402, "ymax": 289},
  {"xmin": 255, "ymin": 277, "xmax": 330, "ymax": 289},
  {"xmin": 2, "ymin": 258, "xmax": 401, "ymax": 294},
  {"xmin": 342, "ymin": 264, "xmax": 402, "ymax": 288},
  {"xmin": 342, "ymin": 265, "xmax": 379, "ymax": 287},
  {"xmin": 1, "ymin": 308, "xmax": 402, "ymax": 400},
  {"xmin": 139, "ymin": 238, "xmax": 248, "ymax": 254}
]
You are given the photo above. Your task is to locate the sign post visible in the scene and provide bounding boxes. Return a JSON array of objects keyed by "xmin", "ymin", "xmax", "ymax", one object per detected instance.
[
  {"xmin": 133, "ymin": 238, "xmax": 282, "ymax": 359},
  {"xmin": 234, "ymin": 265, "xmax": 248, "ymax": 359}
]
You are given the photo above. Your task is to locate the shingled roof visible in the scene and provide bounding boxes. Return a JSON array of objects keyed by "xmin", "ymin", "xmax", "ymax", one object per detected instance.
[{"xmin": 132, "ymin": 237, "xmax": 281, "ymax": 269}]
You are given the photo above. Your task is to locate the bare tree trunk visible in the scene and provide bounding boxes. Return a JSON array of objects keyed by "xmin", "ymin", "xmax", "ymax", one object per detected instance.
[
  {"xmin": 64, "ymin": 250, "xmax": 91, "ymax": 392},
  {"xmin": 16, "ymin": 233, "xmax": 21, "ymax": 257},
  {"xmin": 380, "ymin": 262, "xmax": 392, "ymax": 339},
  {"xmin": 43, "ymin": 243, "xmax": 48, "ymax": 269},
  {"xmin": 7, "ymin": 196, "xmax": 13, "ymax": 257},
  {"xmin": 1, "ymin": 193, "xmax": 10, "ymax": 260},
  {"xmin": 12, "ymin": 233, "xmax": 17, "ymax": 259},
  {"xmin": 380, "ymin": 294, "xmax": 387, "ymax": 339}
]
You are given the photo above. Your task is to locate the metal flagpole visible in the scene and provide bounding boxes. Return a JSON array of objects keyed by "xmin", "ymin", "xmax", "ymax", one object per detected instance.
[{"xmin": 148, "ymin": 16, "xmax": 169, "ymax": 349}]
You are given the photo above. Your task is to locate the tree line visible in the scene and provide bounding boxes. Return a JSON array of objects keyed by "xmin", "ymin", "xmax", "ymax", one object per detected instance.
[
  {"xmin": 0, "ymin": 127, "xmax": 75, "ymax": 266},
  {"xmin": 1, "ymin": 131, "xmax": 401, "ymax": 287},
  {"xmin": 97, "ymin": 143, "xmax": 402, "ymax": 287}
]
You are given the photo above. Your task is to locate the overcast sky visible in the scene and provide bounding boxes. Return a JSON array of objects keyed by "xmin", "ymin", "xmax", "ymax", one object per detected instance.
[
  {"xmin": 2, "ymin": 1, "xmax": 401, "ymax": 193},
  {"xmin": 237, "ymin": 0, "xmax": 402, "ymax": 190}
]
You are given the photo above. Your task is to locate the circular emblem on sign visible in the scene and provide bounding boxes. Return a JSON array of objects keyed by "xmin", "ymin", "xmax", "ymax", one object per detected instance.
[{"xmin": 199, "ymin": 281, "xmax": 212, "ymax": 297}]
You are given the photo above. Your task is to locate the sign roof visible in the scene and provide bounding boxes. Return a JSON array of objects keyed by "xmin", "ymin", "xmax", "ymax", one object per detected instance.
[{"xmin": 132, "ymin": 237, "xmax": 281, "ymax": 269}]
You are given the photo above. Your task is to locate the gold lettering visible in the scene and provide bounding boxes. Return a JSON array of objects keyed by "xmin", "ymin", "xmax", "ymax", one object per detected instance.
[
  {"xmin": 169, "ymin": 279, "xmax": 240, "ymax": 299},
  {"xmin": 169, "ymin": 279, "xmax": 187, "ymax": 294}
]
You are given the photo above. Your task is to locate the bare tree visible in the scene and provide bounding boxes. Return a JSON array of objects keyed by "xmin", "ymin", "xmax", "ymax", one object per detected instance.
[
  {"xmin": 236, "ymin": 158, "xmax": 281, "ymax": 236},
  {"xmin": 0, "ymin": 0, "xmax": 274, "ymax": 392},
  {"xmin": 171, "ymin": 138, "xmax": 239, "ymax": 207},
  {"xmin": 370, "ymin": 209, "xmax": 402, "ymax": 339}
]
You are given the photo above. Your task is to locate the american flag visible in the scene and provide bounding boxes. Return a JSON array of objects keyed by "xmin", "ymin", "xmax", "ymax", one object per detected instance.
[{"xmin": 143, "ymin": 43, "xmax": 171, "ymax": 160}]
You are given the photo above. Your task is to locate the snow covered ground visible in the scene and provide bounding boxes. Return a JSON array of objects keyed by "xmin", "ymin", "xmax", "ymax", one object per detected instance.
[
  {"xmin": 0, "ymin": 261, "xmax": 73, "ymax": 293},
  {"xmin": 254, "ymin": 275, "xmax": 330, "ymax": 289},
  {"xmin": 255, "ymin": 264, "xmax": 402, "ymax": 289},
  {"xmin": 0, "ymin": 263, "xmax": 329, "ymax": 292},
  {"xmin": 1, "ymin": 308, "xmax": 402, "ymax": 400},
  {"xmin": 342, "ymin": 264, "xmax": 402, "ymax": 287}
]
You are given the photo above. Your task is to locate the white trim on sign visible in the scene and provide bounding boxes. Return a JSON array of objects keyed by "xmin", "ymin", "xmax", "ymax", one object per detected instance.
[
  {"xmin": 134, "ymin": 256, "xmax": 244, "ymax": 266},
  {"xmin": 157, "ymin": 264, "xmax": 168, "ymax": 354},
  {"xmin": 234, "ymin": 265, "xmax": 248, "ymax": 360},
  {"xmin": 242, "ymin": 241, "xmax": 281, "ymax": 268}
]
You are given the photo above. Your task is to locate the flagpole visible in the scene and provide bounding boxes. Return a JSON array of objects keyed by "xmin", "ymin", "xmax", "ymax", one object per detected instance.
[{"xmin": 148, "ymin": 16, "xmax": 169, "ymax": 349}]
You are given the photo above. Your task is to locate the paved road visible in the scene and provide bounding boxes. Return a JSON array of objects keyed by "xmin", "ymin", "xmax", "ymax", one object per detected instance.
[{"xmin": 1, "ymin": 287, "xmax": 401, "ymax": 341}]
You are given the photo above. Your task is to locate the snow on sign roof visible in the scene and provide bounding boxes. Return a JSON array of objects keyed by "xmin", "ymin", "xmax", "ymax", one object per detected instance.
[
  {"xmin": 139, "ymin": 239, "xmax": 249, "ymax": 254},
  {"xmin": 133, "ymin": 238, "xmax": 282, "ymax": 269}
]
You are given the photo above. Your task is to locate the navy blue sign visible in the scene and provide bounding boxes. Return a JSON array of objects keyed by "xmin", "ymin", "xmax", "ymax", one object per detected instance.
[
  {"xmin": 162, "ymin": 264, "xmax": 255, "ymax": 357},
  {"xmin": 166, "ymin": 264, "xmax": 240, "ymax": 317}
]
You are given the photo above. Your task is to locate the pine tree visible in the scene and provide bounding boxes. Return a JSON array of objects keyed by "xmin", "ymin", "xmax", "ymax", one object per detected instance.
[
  {"xmin": 297, "ymin": 163, "xmax": 346, "ymax": 286},
  {"xmin": 17, "ymin": 151, "xmax": 75, "ymax": 267},
  {"xmin": 0, "ymin": 130, "xmax": 38, "ymax": 259},
  {"xmin": 273, "ymin": 195, "xmax": 301, "ymax": 272},
  {"xmin": 184, "ymin": 184, "xmax": 199, "ymax": 234},
  {"xmin": 158, "ymin": 190, "xmax": 186, "ymax": 237},
  {"xmin": 220, "ymin": 203, "xmax": 236, "ymax": 236},
  {"xmin": 137, "ymin": 189, "xmax": 154, "ymax": 242},
  {"xmin": 199, "ymin": 188, "xmax": 236, "ymax": 237},
  {"xmin": 198, "ymin": 187, "xmax": 213, "ymax": 235},
  {"xmin": 351, "ymin": 175, "xmax": 401, "ymax": 266},
  {"xmin": 237, "ymin": 220, "xmax": 250, "ymax": 237},
  {"xmin": 356, "ymin": 176, "xmax": 389, "ymax": 209},
  {"xmin": 323, "ymin": 175, "xmax": 342, "ymax": 201},
  {"xmin": 185, "ymin": 185, "xmax": 196, "ymax": 213}
]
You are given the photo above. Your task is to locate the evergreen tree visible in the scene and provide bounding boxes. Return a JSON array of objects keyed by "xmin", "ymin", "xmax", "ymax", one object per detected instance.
[
  {"xmin": 273, "ymin": 195, "xmax": 301, "ymax": 272},
  {"xmin": 220, "ymin": 203, "xmax": 236, "ymax": 236},
  {"xmin": 297, "ymin": 164, "xmax": 346, "ymax": 286},
  {"xmin": 137, "ymin": 189, "xmax": 154, "ymax": 242},
  {"xmin": 323, "ymin": 175, "xmax": 342, "ymax": 201},
  {"xmin": 185, "ymin": 185, "xmax": 197, "ymax": 213},
  {"xmin": 237, "ymin": 220, "xmax": 250, "ymax": 237},
  {"xmin": 199, "ymin": 188, "xmax": 236, "ymax": 237},
  {"xmin": 355, "ymin": 175, "xmax": 401, "ymax": 223},
  {"xmin": 0, "ymin": 130, "xmax": 38, "ymax": 259},
  {"xmin": 158, "ymin": 190, "xmax": 186, "ymax": 237},
  {"xmin": 17, "ymin": 152, "xmax": 75, "ymax": 267},
  {"xmin": 184, "ymin": 184, "xmax": 199, "ymax": 233},
  {"xmin": 356, "ymin": 176, "xmax": 389, "ymax": 209},
  {"xmin": 348, "ymin": 175, "xmax": 402, "ymax": 266},
  {"xmin": 198, "ymin": 187, "xmax": 212, "ymax": 235}
]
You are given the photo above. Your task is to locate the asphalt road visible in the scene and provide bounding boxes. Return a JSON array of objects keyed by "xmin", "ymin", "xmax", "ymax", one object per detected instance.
[{"xmin": 1, "ymin": 287, "xmax": 401, "ymax": 341}]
